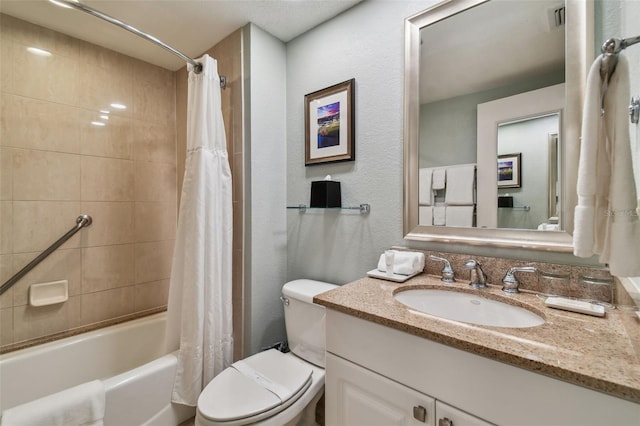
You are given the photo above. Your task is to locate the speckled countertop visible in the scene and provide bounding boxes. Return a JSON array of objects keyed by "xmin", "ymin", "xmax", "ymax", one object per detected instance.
[{"xmin": 314, "ymin": 274, "xmax": 640, "ymax": 404}]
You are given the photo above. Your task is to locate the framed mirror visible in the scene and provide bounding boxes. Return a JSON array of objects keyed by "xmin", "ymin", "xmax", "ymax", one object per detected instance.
[{"xmin": 404, "ymin": 0, "xmax": 592, "ymax": 251}]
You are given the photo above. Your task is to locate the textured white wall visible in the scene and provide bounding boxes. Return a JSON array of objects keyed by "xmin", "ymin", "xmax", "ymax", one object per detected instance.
[
  {"xmin": 285, "ymin": 1, "xmax": 433, "ymax": 285},
  {"xmin": 246, "ymin": 24, "xmax": 288, "ymax": 353}
]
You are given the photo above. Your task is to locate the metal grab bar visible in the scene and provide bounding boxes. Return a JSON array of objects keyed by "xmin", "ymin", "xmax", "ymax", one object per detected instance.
[{"xmin": 0, "ymin": 215, "xmax": 92, "ymax": 296}]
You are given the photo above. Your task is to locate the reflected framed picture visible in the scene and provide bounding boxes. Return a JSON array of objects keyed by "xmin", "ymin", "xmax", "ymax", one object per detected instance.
[
  {"xmin": 304, "ymin": 79, "xmax": 355, "ymax": 166},
  {"xmin": 497, "ymin": 153, "xmax": 521, "ymax": 188}
]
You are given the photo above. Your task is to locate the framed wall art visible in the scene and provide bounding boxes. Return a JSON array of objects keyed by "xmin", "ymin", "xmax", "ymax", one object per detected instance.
[
  {"xmin": 497, "ymin": 153, "xmax": 521, "ymax": 188},
  {"xmin": 304, "ymin": 79, "xmax": 355, "ymax": 166}
]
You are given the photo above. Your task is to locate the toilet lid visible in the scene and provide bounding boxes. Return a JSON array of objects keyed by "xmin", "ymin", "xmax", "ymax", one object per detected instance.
[{"xmin": 198, "ymin": 349, "xmax": 313, "ymax": 423}]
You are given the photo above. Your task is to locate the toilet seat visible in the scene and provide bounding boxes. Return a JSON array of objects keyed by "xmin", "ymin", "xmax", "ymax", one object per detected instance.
[{"xmin": 197, "ymin": 349, "xmax": 313, "ymax": 424}]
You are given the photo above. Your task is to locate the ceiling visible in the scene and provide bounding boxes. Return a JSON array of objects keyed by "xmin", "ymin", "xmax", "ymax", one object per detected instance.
[{"xmin": 0, "ymin": 0, "xmax": 362, "ymax": 71}]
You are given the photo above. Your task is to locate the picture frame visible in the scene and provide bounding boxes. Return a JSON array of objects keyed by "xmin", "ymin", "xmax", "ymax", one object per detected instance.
[
  {"xmin": 497, "ymin": 153, "xmax": 521, "ymax": 188},
  {"xmin": 305, "ymin": 79, "xmax": 355, "ymax": 166}
]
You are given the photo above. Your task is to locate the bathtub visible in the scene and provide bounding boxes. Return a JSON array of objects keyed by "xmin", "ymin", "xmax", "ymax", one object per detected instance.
[{"xmin": 0, "ymin": 312, "xmax": 195, "ymax": 425}]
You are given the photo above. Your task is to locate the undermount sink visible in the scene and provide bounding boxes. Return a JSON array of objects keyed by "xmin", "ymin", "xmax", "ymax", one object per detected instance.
[{"xmin": 394, "ymin": 289, "xmax": 544, "ymax": 328}]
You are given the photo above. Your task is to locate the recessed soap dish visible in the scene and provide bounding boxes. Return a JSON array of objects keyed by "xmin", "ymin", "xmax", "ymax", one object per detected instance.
[{"xmin": 29, "ymin": 280, "xmax": 68, "ymax": 306}]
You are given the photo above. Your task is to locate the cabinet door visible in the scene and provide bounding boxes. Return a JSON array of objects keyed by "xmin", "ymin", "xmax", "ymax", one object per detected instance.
[
  {"xmin": 435, "ymin": 401, "xmax": 494, "ymax": 426},
  {"xmin": 326, "ymin": 353, "xmax": 436, "ymax": 426}
]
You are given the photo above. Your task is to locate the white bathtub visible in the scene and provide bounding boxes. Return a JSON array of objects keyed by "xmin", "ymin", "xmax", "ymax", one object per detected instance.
[{"xmin": 0, "ymin": 312, "xmax": 195, "ymax": 425}]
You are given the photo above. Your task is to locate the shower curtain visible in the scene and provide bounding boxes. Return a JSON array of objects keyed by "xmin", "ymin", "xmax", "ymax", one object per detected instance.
[{"xmin": 165, "ymin": 54, "xmax": 233, "ymax": 407}]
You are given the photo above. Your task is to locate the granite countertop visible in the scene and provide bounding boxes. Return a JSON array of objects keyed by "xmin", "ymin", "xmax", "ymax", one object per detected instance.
[{"xmin": 314, "ymin": 274, "xmax": 640, "ymax": 404}]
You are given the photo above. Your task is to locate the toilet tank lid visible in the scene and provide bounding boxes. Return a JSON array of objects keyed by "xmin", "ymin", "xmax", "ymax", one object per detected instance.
[{"xmin": 282, "ymin": 279, "xmax": 338, "ymax": 303}]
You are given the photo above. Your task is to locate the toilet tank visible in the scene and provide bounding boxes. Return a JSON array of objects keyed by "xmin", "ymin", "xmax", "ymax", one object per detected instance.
[{"xmin": 282, "ymin": 279, "xmax": 338, "ymax": 368}]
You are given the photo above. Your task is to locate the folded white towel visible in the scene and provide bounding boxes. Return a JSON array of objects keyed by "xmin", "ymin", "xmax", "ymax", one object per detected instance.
[
  {"xmin": 377, "ymin": 250, "xmax": 425, "ymax": 276},
  {"xmin": 2, "ymin": 380, "xmax": 105, "ymax": 426},
  {"xmin": 419, "ymin": 206, "xmax": 433, "ymax": 226},
  {"xmin": 537, "ymin": 223, "xmax": 560, "ymax": 231},
  {"xmin": 432, "ymin": 168, "xmax": 446, "ymax": 190},
  {"xmin": 418, "ymin": 168, "xmax": 434, "ymax": 206},
  {"xmin": 433, "ymin": 205, "xmax": 446, "ymax": 226},
  {"xmin": 444, "ymin": 165, "xmax": 475, "ymax": 205},
  {"xmin": 445, "ymin": 205, "xmax": 474, "ymax": 227}
]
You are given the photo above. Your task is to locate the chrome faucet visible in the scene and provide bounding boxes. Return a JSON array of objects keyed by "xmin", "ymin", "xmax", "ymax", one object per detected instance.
[
  {"xmin": 464, "ymin": 259, "xmax": 487, "ymax": 289},
  {"xmin": 502, "ymin": 266, "xmax": 537, "ymax": 293},
  {"xmin": 429, "ymin": 255, "xmax": 455, "ymax": 283}
]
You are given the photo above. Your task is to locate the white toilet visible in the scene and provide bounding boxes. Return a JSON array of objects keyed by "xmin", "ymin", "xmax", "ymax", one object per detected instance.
[{"xmin": 195, "ymin": 279, "xmax": 338, "ymax": 426}]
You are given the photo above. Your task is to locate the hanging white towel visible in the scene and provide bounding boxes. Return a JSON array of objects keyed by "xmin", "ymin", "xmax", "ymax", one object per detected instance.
[
  {"xmin": 433, "ymin": 205, "xmax": 446, "ymax": 226},
  {"xmin": 445, "ymin": 205, "xmax": 474, "ymax": 227},
  {"xmin": 1, "ymin": 380, "xmax": 105, "ymax": 426},
  {"xmin": 445, "ymin": 165, "xmax": 475, "ymax": 205},
  {"xmin": 166, "ymin": 55, "xmax": 234, "ymax": 407},
  {"xmin": 432, "ymin": 168, "xmax": 446, "ymax": 190},
  {"xmin": 419, "ymin": 205, "xmax": 433, "ymax": 226},
  {"xmin": 573, "ymin": 54, "xmax": 640, "ymax": 277},
  {"xmin": 377, "ymin": 250, "xmax": 425, "ymax": 276},
  {"xmin": 419, "ymin": 168, "xmax": 434, "ymax": 206}
]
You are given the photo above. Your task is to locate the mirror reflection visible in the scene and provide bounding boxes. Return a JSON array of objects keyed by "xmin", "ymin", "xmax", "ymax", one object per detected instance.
[{"xmin": 417, "ymin": 0, "xmax": 565, "ymax": 231}]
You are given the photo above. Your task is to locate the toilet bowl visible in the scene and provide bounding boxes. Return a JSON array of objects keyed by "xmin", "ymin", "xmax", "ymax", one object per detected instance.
[{"xmin": 195, "ymin": 279, "xmax": 338, "ymax": 426}]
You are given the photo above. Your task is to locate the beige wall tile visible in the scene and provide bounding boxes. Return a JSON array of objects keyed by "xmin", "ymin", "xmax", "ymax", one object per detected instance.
[
  {"xmin": 0, "ymin": 307, "xmax": 14, "ymax": 346},
  {"xmin": 80, "ymin": 287, "xmax": 136, "ymax": 326},
  {"xmin": 0, "ymin": 14, "xmax": 80, "ymax": 59},
  {"xmin": 134, "ymin": 279, "xmax": 169, "ymax": 311},
  {"xmin": 82, "ymin": 244, "xmax": 135, "ymax": 293},
  {"xmin": 80, "ymin": 201, "xmax": 134, "ymax": 247},
  {"xmin": 133, "ymin": 121, "xmax": 176, "ymax": 164},
  {"xmin": 1, "ymin": 94, "xmax": 82, "ymax": 153},
  {"xmin": 76, "ymin": 60, "xmax": 134, "ymax": 115},
  {"xmin": 12, "ymin": 201, "xmax": 81, "ymax": 253},
  {"xmin": 13, "ymin": 297, "xmax": 80, "ymax": 342},
  {"xmin": 0, "ymin": 148, "xmax": 12, "ymax": 200},
  {"xmin": 133, "ymin": 72, "xmax": 175, "ymax": 124},
  {"xmin": 11, "ymin": 41, "xmax": 79, "ymax": 105},
  {"xmin": 0, "ymin": 254, "xmax": 14, "ymax": 309},
  {"xmin": 134, "ymin": 161, "xmax": 176, "ymax": 202},
  {"xmin": 135, "ymin": 240, "xmax": 174, "ymax": 284},
  {"xmin": 81, "ymin": 156, "xmax": 134, "ymax": 201},
  {"xmin": 80, "ymin": 114, "xmax": 134, "ymax": 159},
  {"xmin": 134, "ymin": 201, "xmax": 176, "ymax": 242},
  {"xmin": 0, "ymin": 201, "xmax": 11, "ymax": 255},
  {"xmin": 0, "ymin": 30, "xmax": 12, "ymax": 93},
  {"xmin": 11, "ymin": 248, "xmax": 82, "ymax": 307},
  {"xmin": 81, "ymin": 41, "xmax": 133, "ymax": 76},
  {"xmin": 12, "ymin": 149, "xmax": 81, "ymax": 201}
]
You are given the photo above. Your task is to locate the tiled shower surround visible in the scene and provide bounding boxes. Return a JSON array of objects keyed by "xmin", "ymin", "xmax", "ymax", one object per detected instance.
[{"xmin": 0, "ymin": 14, "xmax": 178, "ymax": 350}]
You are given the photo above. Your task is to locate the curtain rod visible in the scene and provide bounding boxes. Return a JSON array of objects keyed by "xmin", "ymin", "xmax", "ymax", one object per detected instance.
[{"xmin": 50, "ymin": 0, "xmax": 227, "ymax": 88}]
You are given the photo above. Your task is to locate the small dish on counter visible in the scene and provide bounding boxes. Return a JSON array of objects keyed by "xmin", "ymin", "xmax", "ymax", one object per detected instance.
[{"xmin": 366, "ymin": 269, "xmax": 420, "ymax": 283}]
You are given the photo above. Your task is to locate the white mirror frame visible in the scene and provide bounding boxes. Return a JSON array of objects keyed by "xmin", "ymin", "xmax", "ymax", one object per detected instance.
[{"xmin": 403, "ymin": 0, "xmax": 593, "ymax": 252}]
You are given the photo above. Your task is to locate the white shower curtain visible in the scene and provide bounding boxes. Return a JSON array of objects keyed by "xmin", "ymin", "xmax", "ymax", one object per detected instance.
[{"xmin": 165, "ymin": 54, "xmax": 233, "ymax": 407}]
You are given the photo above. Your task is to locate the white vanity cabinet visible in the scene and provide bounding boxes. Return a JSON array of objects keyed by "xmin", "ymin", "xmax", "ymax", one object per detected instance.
[
  {"xmin": 324, "ymin": 310, "xmax": 640, "ymax": 426},
  {"xmin": 326, "ymin": 352, "xmax": 492, "ymax": 426}
]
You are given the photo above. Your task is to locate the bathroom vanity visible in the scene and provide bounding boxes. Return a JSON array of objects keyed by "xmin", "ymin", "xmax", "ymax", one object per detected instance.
[{"xmin": 315, "ymin": 275, "xmax": 640, "ymax": 425}]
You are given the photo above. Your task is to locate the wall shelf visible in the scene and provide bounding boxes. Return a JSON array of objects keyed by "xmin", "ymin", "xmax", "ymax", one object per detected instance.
[{"xmin": 287, "ymin": 203, "xmax": 370, "ymax": 214}]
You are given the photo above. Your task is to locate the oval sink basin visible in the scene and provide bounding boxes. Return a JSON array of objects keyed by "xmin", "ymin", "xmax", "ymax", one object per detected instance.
[{"xmin": 394, "ymin": 289, "xmax": 544, "ymax": 328}]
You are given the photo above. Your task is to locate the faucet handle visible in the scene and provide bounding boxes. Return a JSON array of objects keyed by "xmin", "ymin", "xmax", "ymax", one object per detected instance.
[
  {"xmin": 429, "ymin": 255, "xmax": 455, "ymax": 283},
  {"xmin": 502, "ymin": 266, "xmax": 537, "ymax": 293}
]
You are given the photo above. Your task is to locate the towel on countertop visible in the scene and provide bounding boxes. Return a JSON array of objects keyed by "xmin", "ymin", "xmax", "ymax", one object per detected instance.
[
  {"xmin": 377, "ymin": 250, "xmax": 425, "ymax": 276},
  {"xmin": 445, "ymin": 205, "xmax": 474, "ymax": 227},
  {"xmin": 419, "ymin": 206, "xmax": 433, "ymax": 226},
  {"xmin": 444, "ymin": 165, "xmax": 475, "ymax": 205},
  {"xmin": 573, "ymin": 53, "xmax": 640, "ymax": 277},
  {"xmin": 418, "ymin": 168, "xmax": 434, "ymax": 206},
  {"xmin": 1, "ymin": 380, "xmax": 105, "ymax": 426},
  {"xmin": 432, "ymin": 168, "xmax": 446, "ymax": 190},
  {"xmin": 433, "ymin": 205, "xmax": 446, "ymax": 226}
]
